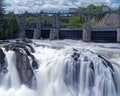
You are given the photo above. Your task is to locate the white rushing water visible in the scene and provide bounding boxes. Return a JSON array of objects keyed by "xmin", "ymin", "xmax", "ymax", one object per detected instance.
[{"xmin": 0, "ymin": 40, "xmax": 120, "ymax": 96}]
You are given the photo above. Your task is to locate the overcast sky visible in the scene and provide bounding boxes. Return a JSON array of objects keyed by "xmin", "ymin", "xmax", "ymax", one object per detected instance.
[{"xmin": 4, "ymin": 0, "xmax": 120, "ymax": 13}]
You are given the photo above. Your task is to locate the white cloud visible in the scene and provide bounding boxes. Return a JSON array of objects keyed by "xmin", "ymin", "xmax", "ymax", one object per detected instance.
[{"xmin": 4, "ymin": 0, "xmax": 120, "ymax": 13}]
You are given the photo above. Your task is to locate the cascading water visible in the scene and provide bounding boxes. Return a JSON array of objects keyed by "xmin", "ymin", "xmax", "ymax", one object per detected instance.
[
  {"xmin": 0, "ymin": 40, "xmax": 120, "ymax": 96},
  {"xmin": 4, "ymin": 51, "xmax": 21, "ymax": 89}
]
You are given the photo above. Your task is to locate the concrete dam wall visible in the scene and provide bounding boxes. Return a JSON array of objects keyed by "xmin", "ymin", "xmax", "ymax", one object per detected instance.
[
  {"xmin": 91, "ymin": 30, "xmax": 117, "ymax": 42},
  {"xmin": 25, "ymin": 28, "xmax": 118, "ymax": 42}
]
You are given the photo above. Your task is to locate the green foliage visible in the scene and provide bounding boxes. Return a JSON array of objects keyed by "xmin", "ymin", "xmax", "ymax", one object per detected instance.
[
  {"xmin": 41, "ymin": 15, "xmax": 53, "ymax": 28},
  {"xmin": 87, "ymin": 5, "xmax": 102, "ymax": 11},
  {"xmin": 2, "ymin": 12, "xmax": 19, "ymax": 39},
  {"xmin": 0, "ymin": 0, "xmax": 5, "ymax": 39},
  {"xmin": 59, "ymin": 16, "xmax": 69, "ymax": 28},
  {"xmin": 68, "ymin": 14, "xmax": 84, "ymax": 28},
  {"xmin": 0, "ymin": 0, "xmax": 19, "ymax": 39},
  {"xmin": 119, "ymin": 6, "xmax": 120, "ymax": 11},
  {"xmin": 76, "ymin": 5, "xmax": 108, "ymax": 28},
  {"xmin": 26, "ymin": 16, "xmax": 37, "ymax": 28},
  {"xmin": 25, "ymin": 15, "xmax": 53, "ymax": 28},
  {"xmin": 68, "ymin": 5, "xmax": 102, "ymax": 28}
]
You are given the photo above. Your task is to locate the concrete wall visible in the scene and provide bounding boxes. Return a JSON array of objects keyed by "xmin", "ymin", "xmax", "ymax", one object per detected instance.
[
  {"xmin": 33, "ymin": 29, "xmax": 41, "ymax": 39},
  {"xmin": 59, "ymin": 29, "xmax": 83, "ymax": 40},
  {"xmin": 25, "ymin": 29, "xmax": 34, "ymax": 39},
  {"xmin": 49, "ymin": 28, "xmax": 59, "ymax": 40},
  {"xmin": 41, "ymin": 29, "xmax": 50, "ymax": 39},
  {"xmin": 82, "ymin": 27, "xmax": 91, "ymax": 42},
  {"xmin": 91, "ymin": 30, "xmax": 117, "ymax": 42},
  {"xmin": 24, "ymin": 28, "xmax": 118, "ymax": 43}
]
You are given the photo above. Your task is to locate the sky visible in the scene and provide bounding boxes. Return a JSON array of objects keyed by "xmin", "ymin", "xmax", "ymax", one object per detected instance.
[{"xmin": 4, "ymin": 0, "xmax": 120, "ymax": 13}]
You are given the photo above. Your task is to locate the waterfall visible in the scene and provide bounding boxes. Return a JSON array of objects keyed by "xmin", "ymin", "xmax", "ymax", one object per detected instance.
[
  {"xmin": 0, "ymin": 49, "xmax": 21, "ymax": 89},
  {"xmin": 5, "ymin": 51, "xmax": 21, "ymax": 88},
  {"xmin": 0, "ymin": 40, "xmax": 120, "ymax": 96}
]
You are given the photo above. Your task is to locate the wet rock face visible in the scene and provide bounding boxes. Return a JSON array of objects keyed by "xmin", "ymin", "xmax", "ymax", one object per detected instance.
[
  {"xmin": 0, "ymin": 48, "xmax": 7, "ymax": 74},
  {"xmin": 0, "ymin": 48, "xmax": 8, "ymax": 85},
  {"xmin": 0, "ymin": 48, "xmax": 5, "ymax": 67},
  {"xmin": 15, "ymin": 49, "xmax": 34, "ymax": 87},
  {"xmin": 3, "ymin": 39, "xmax": 39, "ymax": 88},
  {"xmin": 4, "ymin": 40, "xmax": 34, "ymax": 53}
]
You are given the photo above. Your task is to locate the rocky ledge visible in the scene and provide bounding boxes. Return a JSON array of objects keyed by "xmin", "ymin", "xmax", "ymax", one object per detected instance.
[{"xmin": 0, "ymin": 39, "xmax": 39, "ymax": 88}]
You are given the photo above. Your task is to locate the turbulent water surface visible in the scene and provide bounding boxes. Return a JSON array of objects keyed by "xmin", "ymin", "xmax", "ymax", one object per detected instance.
[{"xmin": 0, "ymin": 40, "xmax": 120, "ymax": 96}]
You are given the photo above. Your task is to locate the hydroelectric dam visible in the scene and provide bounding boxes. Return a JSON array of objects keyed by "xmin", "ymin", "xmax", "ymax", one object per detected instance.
[
  {"xmin": 0, "ymin": 9, "xmax": 120, "ymax": 96},
  {"xmin": 18, "ymin": 10, "xmax": 120, "ymax": 42}
]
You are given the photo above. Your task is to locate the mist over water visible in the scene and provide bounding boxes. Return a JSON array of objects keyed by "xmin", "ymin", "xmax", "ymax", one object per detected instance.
[{"xmin": 0, "ymin": 40, "xmax": 120, "ymax": 96}]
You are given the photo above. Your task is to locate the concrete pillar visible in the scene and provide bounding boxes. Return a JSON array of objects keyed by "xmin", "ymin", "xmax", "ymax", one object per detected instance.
[
  {"xmin": 117, "ymin": 28, "xmax": 120, "ymax": 42},
  {"xmin": 19, "ymin": 13, "xmax": 26, "ymax": 38},
  {"xmin": 49, "ymin": 28, "xmax": 59, "ymax": 40},
  {"xmin": 19, "ymin": 30, "xmax": 26, "ymax": 38},
  {"xmin": 33, "ymin": 13, "xmax": 41, "ymax": 39},
  {"xmin": 82, "ymin": 26, "xmax": 91, "ymax": 42},
  {"xmin": 52, "ymin": 13, "xmax": 59, "ymax": 28},
  {"xmin": 49, "ymin": 13, "xmax": 59, "ymax": 40},
  {"xmin": 117, "ymin": 13, "xmax": 120, "ymax": 42},
  {"xmin": 33, "ymin": 29, "xmax": 41, "ymax": 39}
]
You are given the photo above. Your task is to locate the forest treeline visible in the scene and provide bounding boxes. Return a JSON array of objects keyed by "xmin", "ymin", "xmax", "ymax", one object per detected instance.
[
  {"xmin": 0, "ymin": 0, "xmax": 19, "ymax": 39},
  {"xmin": 1, "ymin": 0, "xmax": 120, "ymax": 39}
]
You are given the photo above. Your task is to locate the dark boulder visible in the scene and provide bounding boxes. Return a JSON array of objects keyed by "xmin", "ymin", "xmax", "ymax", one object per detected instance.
[
  {"xmin": 71, "ymin": 52, "xmax": 80, "ymax": 61},
  {"xmin": 0, "ymin": 40, "xmax": 10, "ymax": 45},
  {"xmin": 98, "ymin": 55, "xmax": 114, "ymax": 71},
  {"xmin": 16, "ymin": 38, "xmax": 33, "ymax": 43},
  {"xmin": 22, "ymin": 38, "xmax": 33, "ymax": 43},
  {"xmin": 32, "ymin": 60, "xmax": 39, "ymax": 69}
]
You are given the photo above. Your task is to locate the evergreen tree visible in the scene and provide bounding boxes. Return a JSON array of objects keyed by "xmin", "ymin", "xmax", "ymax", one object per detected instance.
[
  {"xmin": 5, "ymin": 12, "xmax": 19, "ymax": 38},
  {"xmin": 0, "ymin": 0, "xmax": 4, "ymax": 20},
  {"xmin": 0, "ymin": 0, "xmax": 4, "ymax": 38}
]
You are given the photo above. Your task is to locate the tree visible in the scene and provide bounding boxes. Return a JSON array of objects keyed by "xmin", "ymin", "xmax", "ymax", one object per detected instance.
[
  {"xmin": 41, "ymin": 15, "xmax": 53, "ymax": 28},
  {"xmin": 59, "ymin": 16, "xmax": 69, "ymax": 28},
  {"xmin": 86, "ymin": 4, "xmax": 96, "ymax": 11},
  {"xmin": 68, "ymin": 14, "xmax": 84, "ymax": 29},
  {"xmin": 0, "ymin": 0, "xmax": 5, "ymax": 39},
  {"xmin": 0, "ymin": 0, "xmax": 4, "ymax": 19},
  {"xmin": 0, "ymin": 1, "xmax": 19, "ymax": 39},
  {"xmin": 5, "ymin": 12, "xmax": 19, "ymax": 38},
  {"xmin": 26, "ymin": 16, "xmax": 37, "ymax": 28}
]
